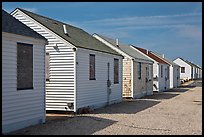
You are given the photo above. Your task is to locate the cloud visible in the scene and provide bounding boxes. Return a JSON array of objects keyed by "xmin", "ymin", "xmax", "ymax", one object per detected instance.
[
  {"xmin": 81, "ymin": 13, "xmax": 201, "ymax": 27},
  {"xmin": 22, "ymin": 7, "xmax": 38, "ymax": 13},
  {"xmin": 75, "ymin": 12, "xmax": 202, "ymax": 43},
  {"xmin": 175, "ymin": 25, "xmax": 202, "ymax": 40}
]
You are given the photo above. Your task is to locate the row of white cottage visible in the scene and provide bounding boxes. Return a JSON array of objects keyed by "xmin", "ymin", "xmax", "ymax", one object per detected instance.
[{"xmin": 2, "ymin": 8, "xmax": 202, "ymax": 134}]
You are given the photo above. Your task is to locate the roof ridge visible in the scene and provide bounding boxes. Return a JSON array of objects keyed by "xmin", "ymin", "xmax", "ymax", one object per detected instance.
[
  {"xmin": 17, "ymin": 8, "xmax": 83, "ymax": 31},
  {"xmin": 15, "ymin": 8, "xmax": 121, "ymax": 56}
]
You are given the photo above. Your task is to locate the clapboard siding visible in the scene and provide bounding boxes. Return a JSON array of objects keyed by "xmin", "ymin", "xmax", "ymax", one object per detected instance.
[
  {"xmin": 76, "ymin": 48, "xmax": 122, "ymax": 110},
  {"xmin": 157, "ymin": 64, "xmax": 170, "ymax": 92},
  {"xmin": 12, "ymin": 12, "xmax": 76, "ymax": 111},
  {"xmin": 170, "ymin": 65, "xmax": 180, "ymax": 88},
  {"xmin": 2, "ymin": 32, "xmax": 46, "ymax": 133}
]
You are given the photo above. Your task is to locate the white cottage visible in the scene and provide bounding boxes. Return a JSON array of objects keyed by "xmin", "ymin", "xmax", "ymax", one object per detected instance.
[
  {"xmin": 196, "ymin": 65, "xmax": 202, "ymax": 79},
  {"xmin": 11, "ymin": 8, "xmax": 123, "ymax": 112},
  {"xmin": 150, "ymin": 52, "xmax": 180, "ymax": 88},
  {"xmin": 186, "ymin": 61, "xmax": 199, "ymax": 80},
  {"xmin": 2, "ymin": 10, "xmax": 47, "ymax": 134},
  {"xmin": 93, "ymin": 34, "xmax": 154, "ymax": 99},
  {"xmin": 132, "ymin": 46, "xmax": 170, "ymax": 92},
  {"xmin": 173, "ymin": 57, "xmax": 193, "ymax": 82}
]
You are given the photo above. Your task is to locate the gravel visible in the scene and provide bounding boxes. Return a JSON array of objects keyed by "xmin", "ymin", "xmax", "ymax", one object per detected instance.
[{"xmin": 9, "ymin": 80, "xmax": 202, "ymax": 135}]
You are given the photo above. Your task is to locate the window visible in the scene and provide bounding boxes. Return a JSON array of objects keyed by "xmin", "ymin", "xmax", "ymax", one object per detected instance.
[
  {"xmin": 17, "ymin": 42, "xmax": 33, "ymax": 90},
  {"xmin": 161, "ymin": 65, "xmax": 163, "ymax": 78},
  {"xmin": 114, "ymin": 58, "xmax": 119, "ymax": 84},
  {"xmin": 46, "ymin": 53, "xmax": 50, "ymax": 81},
  {"xmin": 148, "ymin": 64, "xmax": 152, "ymax": 80},
  {"xmin": 167, "ymin": 66, "xmax": 169, "ymax": 79},
  {"xmin": 138, "ymin": 62, "xmax": 141, "ymax": 79},
  {"xmin": 181, "ymin": 67, "xmax": 185, "ymax": 73},
  {"xmin": 89, "ymin": 54, "xmax": 95, "ymax": 80}
]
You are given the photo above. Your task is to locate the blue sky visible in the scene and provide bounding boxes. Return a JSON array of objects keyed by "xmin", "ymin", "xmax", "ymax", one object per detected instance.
[{"xmin": 2, "ymin": 2, "xmax": 202, "ymax": 67}]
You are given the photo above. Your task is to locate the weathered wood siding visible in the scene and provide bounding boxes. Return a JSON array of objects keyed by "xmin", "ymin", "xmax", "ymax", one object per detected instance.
[
  {"xmin": 133, "ymin": 62, "xmax": 153, "ymax": 98},
  {"xmin": 122, "ymin": 58, "xmax": 132, "ymax": 98},
  {"xmin": 2, "ymin": 32, "xmax": 46, "ymax": 134},
  {"xmin": 12, "ymin": 11, "xmax": 76, "ymax": 111},
  {"xmin": 76, "ymin": 48, "xmax": 123, "ymax": 110},
  {"xmin": 172, "ymin": 65, "xmax": 180, "ymax": 88}
]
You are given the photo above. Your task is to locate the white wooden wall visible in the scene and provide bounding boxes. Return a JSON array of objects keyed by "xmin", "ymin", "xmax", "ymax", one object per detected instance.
[
  {"xmin": 12, "ymin": 10, "xmax": 76, "ymax": 111},
  {"xmin": 76, "ymin": 48, "xmax": 123, "ymax": 110},
  {"xmin": 153, "ymin": 62, "xmax": 159, "ymax": 91},
  {"xmin": 2, "ymin": 32, "xmax": 46, "ymax": 134}
]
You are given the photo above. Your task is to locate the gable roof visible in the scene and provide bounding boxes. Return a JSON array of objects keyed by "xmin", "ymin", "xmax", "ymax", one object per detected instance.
[
  {"xmin": 2, "ymin": 9, "xmax": 46, "ymax": 41},
  {"xmin": 150, "ymin": 51, "xmax": 180, "ymax": 67},
  {"xmin": 185, "ymin": 60, "xmax": 199, "ymax": 68},
  {"xmin": 132, "ymin": 46, "xmax": 168, "ymax": 64},
  {"xmin": 94, "ymin": 34, "xmax": 153, "ymax": 63},
  {"xmin": 14, "ymin": 8, "xmax": 121, "ymax": 56},
  {"xmin": 174, "ymin": 57, "xmax": 194, "ymax": 67}
]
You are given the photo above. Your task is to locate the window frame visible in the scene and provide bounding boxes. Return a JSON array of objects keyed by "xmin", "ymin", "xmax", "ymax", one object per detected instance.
[{"xmin": 181, "ymin": 67, "xmax": 185, "ymax": 73}]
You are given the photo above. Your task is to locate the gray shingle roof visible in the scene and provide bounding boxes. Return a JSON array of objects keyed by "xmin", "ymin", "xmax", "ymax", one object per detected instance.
[
  {"xmin": 94, "ymin": 34, "xmax": 153, "ymax": 63},
  {"xmin": 175, "ymin": 57, "xmax": 198, "ymax": 67},
  {"xmin": 2, "ymin": 9, "xmax": 46, "ymax": 41},
  {"xmin": 17, "ymin": 8, "xmax": 121, "ymax": 56}
]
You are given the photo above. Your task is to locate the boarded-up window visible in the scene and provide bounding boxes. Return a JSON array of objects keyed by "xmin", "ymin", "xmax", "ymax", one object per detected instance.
[
  {"xmin": 114, "ymin": 58, "xmax": 119, "ymax": 84},
  {"xmin": 148, "ymin": 64, "xmax": 152, "ymax": 80},
  {"xmin": 161, "ymin": 65, "xmax": 163, "ymax": 78},
  {"xmin": 89, "ymin": 54, "xmax": 95, "ymax": 80},
  {"xmin": 167, "ymin": 66, "xmax": 169, "ymax": 79},
  {"xmin": 138, "ymin": 62, "xmax": 141, "ymax": 79},
  {"xmin": 46, "ymin": 53, "xmax": 50, "ymax": 81},
  {"xmin": 181, "ymin": 67, "xmax": 185, "ymax": 73},
  {"xmin": 17, "ymin": 42, "xmax": 33, "ymax": 90}
]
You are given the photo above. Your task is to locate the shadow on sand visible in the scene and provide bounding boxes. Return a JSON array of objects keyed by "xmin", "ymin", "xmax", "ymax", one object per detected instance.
[{"xmin": 9, "ymin": 115, "xmax": 117, "ymax": 135}]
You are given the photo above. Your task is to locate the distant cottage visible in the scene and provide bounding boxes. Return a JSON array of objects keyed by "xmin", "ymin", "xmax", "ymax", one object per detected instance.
[
  {"xmin": 2, "ymin": 10, "xmax": 47, "ymax": 134},
  {"xmin": 11, "ymin": 8, "xmax": 123, "ymax": 112},
  {"xmin": 150, "ymin": 52, "xmax": 180, "ymax": 88},
  {"xmin": 173, "ymin": 57, "xmax": 202, "ymax": 82},
  {"xmin": 132, "ymin": 46, "xmax": 171, "ymax": 92},
  {"xmin": 93, "ymin": 34, "xmax": 154, "ymax": 98}
]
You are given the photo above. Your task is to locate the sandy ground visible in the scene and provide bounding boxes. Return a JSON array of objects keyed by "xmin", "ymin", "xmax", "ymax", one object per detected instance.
[{"xmin": 9, "ymin": 80, "xmax": 202, "ymax": 135}]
